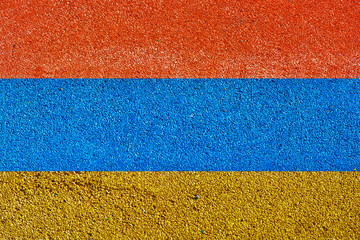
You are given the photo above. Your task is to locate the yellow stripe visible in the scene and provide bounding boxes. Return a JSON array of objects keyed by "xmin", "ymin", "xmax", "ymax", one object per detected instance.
[{"xmin": 1, "ymin": 172, "xmax": 359, "ymax": 239}]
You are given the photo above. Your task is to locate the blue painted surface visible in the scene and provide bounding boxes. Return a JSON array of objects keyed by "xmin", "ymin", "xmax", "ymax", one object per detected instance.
[{"xmin": 0, "ymin": 79, "xmax": 359, "ymax": 171}]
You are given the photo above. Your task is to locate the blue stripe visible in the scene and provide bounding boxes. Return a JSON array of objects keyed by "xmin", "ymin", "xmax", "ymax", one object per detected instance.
[{"xmin": 0, "ymin": 79, "xmax": 359, "ymax": 171}]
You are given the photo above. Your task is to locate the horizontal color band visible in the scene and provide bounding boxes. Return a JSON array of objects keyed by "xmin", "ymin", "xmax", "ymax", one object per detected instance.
[
  {"xmin": 0, "ymin": 79, "xmax": 359, "ymax": 171},
  {"xmin": 1, "ymin": 0, "xmax": 359, "ymax": 78},
  {"xmin": 1, "ymin": 171, "xmax": 359, "ymax": 239}
]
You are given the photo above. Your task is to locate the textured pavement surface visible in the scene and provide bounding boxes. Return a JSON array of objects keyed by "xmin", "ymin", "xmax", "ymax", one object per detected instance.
[{"xmin": 1, "ymin": 0, "xmax": 360, "ymax": 239}]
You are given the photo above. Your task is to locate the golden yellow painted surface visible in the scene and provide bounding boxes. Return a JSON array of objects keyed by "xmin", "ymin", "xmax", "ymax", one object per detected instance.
[{"xmin": 0, "ymin": 172, "xmax": 359, "ymax": 239}]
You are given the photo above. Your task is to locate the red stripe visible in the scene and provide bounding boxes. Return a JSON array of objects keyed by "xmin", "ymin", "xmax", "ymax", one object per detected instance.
[{"xmin": 1, "ymin": 0, "xmax": 359, "ymax": 78}]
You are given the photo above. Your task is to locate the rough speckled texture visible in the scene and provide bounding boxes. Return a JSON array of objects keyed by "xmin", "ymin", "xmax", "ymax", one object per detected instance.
[
  {"xmin": 0, "ymin": 172, "xmax": 359, "ymax": 239},
  {"xmin": 1, "ymin": 0, "xmax": 360, "ymax": 238},
  {"xmin": 1, "ymin": 0, "xmax": 359, "ymax": 78},
  {"xmin": 1, "ymin": 79, "xmax": 359, "ymax": 171}
]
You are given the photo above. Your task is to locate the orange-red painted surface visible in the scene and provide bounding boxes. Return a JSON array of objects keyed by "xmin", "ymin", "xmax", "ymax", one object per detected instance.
[{"xmin": 1, "ymin": 0, "xmax": 359, "ymax": 78}]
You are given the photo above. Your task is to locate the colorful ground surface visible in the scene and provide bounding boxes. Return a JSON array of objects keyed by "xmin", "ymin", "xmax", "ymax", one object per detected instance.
[
  {"xmin": 0, "ymin": 79, "xmax": 359, "ymax": 171},
  {"xmin": 1, "ymin": 172, "xmax": 360, "ymax": 239},
  {"xmin": 1, "ymin": 0, "xmax": 359, "ymax": 79},
  {"xmin": 1, "ymin": 0, "xmax": 360, "ymax": 239}
]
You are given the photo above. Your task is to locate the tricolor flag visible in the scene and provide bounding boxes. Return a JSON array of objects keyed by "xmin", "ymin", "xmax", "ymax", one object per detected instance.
[{"xmin": 1, "ymin": 0, "xmax": 359, "ymax": 239}]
